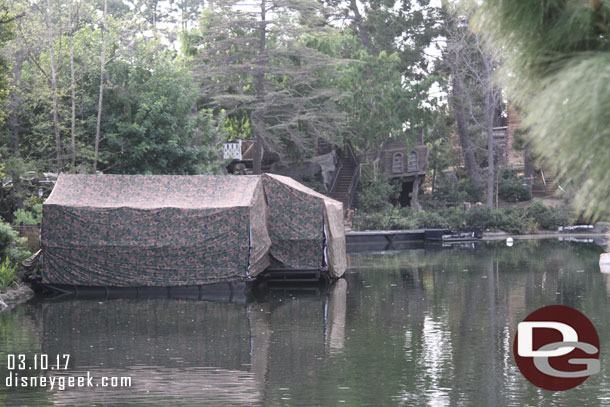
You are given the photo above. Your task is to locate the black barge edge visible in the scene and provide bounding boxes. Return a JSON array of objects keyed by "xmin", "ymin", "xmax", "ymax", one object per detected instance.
[
  {"xmin": 32, "ymin": 281, "xmax": 256, "ymax": 303},
  {"xmin": 29, "ymin": 268, "xmax": 335, "ymax": 302},
  {"xmin": 346, "ymin": 228, "xmax": 483, "ymax": 252}
]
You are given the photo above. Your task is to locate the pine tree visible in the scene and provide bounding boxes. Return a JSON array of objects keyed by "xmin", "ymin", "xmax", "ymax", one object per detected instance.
[
  {"xmin": 189, "ymin": 0, "xmax": 346, "ymax": 173},
  {"xmin": 472, "ymin": 0, "xmax": 610, "ymax": 219}
]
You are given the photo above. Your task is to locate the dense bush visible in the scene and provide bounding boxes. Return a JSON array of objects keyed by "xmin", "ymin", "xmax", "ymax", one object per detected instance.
[
  {"xmin": 433, "ymin": 176, "xmax": 482, "ymax": 204},
  {"xmin": 353, "ymin": 207, "xmax": 417, "ymax": 230},
  {"xmin": 494, "ymin": 207, "xmax": 529, "ymax": 234},
  {"xmin": 498, "ymin": 172, "xmax": 531, "ymax": 202},
  {"xmin": 465, "ymin": 206, "xmax": 495, "ymax": 230},
  {"xmin": 0, "ymin": 221, "xmax": 30, "ymax": 264},
  {"xmin": 353, "ymin": 201, "xmax": 572, "ymax": 233},
  {"xmin": 433, "ymin": 181, "xmax": 469, "ymax": 204},
  {"xmin": 525, "ymin": 201, "xmax": 572, "ymax": 230},
  {"xmin": 412, "ymin": 210, "xmax": 452, "ymax": 229},
  {"xmin": 357, "ymin": 174, "xmax": 400, "ymax": 213},
  {"xmin": 13, "ymin": 204, "xmax": 42, "ymax": 226}
]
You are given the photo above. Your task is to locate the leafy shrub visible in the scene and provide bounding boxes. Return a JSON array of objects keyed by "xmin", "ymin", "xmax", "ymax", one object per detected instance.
[
  {"xmin": 352, "ymin": 207, "xmax": 417, "ymax": 231},
  {"xmin": 438, "ymin": 207, "xmax": 467, "ymax": 229},
  {"xmin": 461, "ymin": 179, "xmax": 483, "ymax": 202},
  {"xmin": 13, "ymin": 204, "xmax": 42, "ymax": 226},
  {"xmin": 525, "ymin": 201, "xmax": 572, "ymax": 230},
  {"xmin": 357, "ymin": 174, "xmax": 400, "ymax": 212},
  {"xmin": 411, "ymin": 210, "xmax": 451, "ymax": 229},
  {"xmin": 465, "ymin": 206, "xmax": 496, "ymax": 230},
  {"xmin": 433, "ymin": 176, "xmax": 482, "ymax": 204},
  {"xmin": 433, "ymin": 180, "xmax": 469, "ymax": 204},
  {"xmin": 0, "ymin": 221, "xmax": 30, "ymax": 263},
  {"xmin": 499, "ymin": 172, "xmax": 531, "ymax": 202},
  {"xmin": 0, "ymin": 257, "xmax": 19, "ymax": 292},
  {"xmin": 353, "ymin": 201, "xmax": 572, "ymax": 233},
  {"xmin": 493, "ymin": 207, "xmax": 528, "ymax": 234}
]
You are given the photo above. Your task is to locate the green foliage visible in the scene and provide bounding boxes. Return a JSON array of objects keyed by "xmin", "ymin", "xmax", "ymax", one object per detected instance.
[
  {"xmin": 99, "ymin": 56, "xmax": 222, "ymax": 174},
  {"xmin": 189, "ymin": 2, "xmax": 346, "ymax": 164},
  {"xmin": 0, "ymin": 220, "xmax": 29, "ymax": 263},
  {"xmin": 498, "ymin": 171, "xmax": 531, "ymax": 202},
  {"xmin": 0, "ymin": 257, "xmax": 18, "ymax": 291},
  {"xmin": 493, "ymin": 207, "xmax": 529, "ymax": 234},
  {"xmin": 353, "ymin": 207, "xmax": 418, "ymax": 231},
  {"xmin": 0, "ymin": 0, "xmax": 16, "ymax": 126},
  {"xmin": 473, "ymin": 0, "xmax": 610, "ymax": 220},
  {"xmin": 525, "ymin": 201, "xmax": 572, "ymax": 231},
  {"xmin": 464, "ymin": 206, "xmax": 495, "ymax": 230},
  {"xmin": 411, "ymin": 210, "xmax": 452, "ymax": 229},
  {"xmin": 357, "ymin": 173, "xmax": 400, "ymax": 212},
  {"xmin": 433, "ymin": 175, "xmax": 482, "ymax": 203},
  {"xmin": 311, "ymin": 30, "xmax": 435, "ymax": 154},
  {"xmin": 354, "ymin": 201, "xmax": 571, "ymax": 233},
  {"xmin": 13, "ymin": 204, "xmax": 42, "ymax": 226}
]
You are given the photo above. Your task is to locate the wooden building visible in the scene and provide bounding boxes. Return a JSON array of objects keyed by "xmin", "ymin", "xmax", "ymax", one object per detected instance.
[{"xmin": 361, "ymin": 131, "xmax": 430, "ymax": 209}]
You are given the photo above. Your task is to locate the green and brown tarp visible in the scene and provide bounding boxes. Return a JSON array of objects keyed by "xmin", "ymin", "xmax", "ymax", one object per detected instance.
[
  {"xmin": 262, "ymin": 174, "xmax": 346, "ymax": 278},
  {"xmin": 41, "ymin": 174, "xmax": 346, "ymax": 287}
]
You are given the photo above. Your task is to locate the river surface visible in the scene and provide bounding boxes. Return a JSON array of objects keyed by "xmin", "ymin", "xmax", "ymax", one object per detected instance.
[{"xmin": 1, "ymin": 239, "xmax": 609, "ymax": 406}]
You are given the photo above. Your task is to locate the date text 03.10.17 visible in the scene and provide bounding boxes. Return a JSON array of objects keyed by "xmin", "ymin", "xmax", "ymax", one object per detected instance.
[{"xmin": 6, "ymin": 354, "xmax": 70, "ymax": 371}]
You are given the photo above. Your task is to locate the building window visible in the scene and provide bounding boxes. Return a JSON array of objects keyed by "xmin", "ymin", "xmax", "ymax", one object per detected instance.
[
  {"xmin": 408, "ymin": 151, "xmax": 418, "ymax": 171},
  {"xmin": 392, "ymin": 153, "xmax": 403, "ymax": 173}
]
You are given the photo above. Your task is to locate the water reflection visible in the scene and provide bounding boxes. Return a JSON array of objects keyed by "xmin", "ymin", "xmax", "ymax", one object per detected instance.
[{"xmin": 1, "ymin": 239, "xmax": 609, "ymax": 406}]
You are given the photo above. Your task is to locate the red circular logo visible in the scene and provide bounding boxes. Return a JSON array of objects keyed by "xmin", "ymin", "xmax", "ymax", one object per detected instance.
[{"xmin": 513, "ymin": 305, "xmax": 600, "ymax": 391}]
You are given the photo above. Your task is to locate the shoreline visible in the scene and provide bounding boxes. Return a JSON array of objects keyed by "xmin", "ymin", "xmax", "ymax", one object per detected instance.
[
  {"xmin": 482, "ymin": 232, "xmax": 609, "ymax": 241},
  {"xmin": 0, "ymin": 284, "xmax": 35, "ymax": 312}
]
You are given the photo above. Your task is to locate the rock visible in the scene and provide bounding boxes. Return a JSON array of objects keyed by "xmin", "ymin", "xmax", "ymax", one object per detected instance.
[
  {"xmin": 593, "ymin": 222, "xmax": 610, "ymax": 233},
  {"xmin": 311, "ymin": 152, "xmax": 337, "ymax": 189},
  {"xmin": 0, "ymin": 284, "xmax": 35, "ymax": 312}
]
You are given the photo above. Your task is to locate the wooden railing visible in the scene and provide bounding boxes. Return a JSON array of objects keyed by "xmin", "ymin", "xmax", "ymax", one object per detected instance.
[
  {"xmin": 329, "ymin": 159, "xmax": 342, "ymax": 193},
  {"xmin": 222, "ymin": 139, "xmax": 255, "ymax": 161},
  {"xmin": 345, "ymin": 140, "xmax": 360, "ymax": 211}
]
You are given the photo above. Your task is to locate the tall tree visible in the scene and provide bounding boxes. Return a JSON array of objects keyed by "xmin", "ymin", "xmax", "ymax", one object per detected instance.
[
  {"xmin": 0, "ymin": 1, "xmax": 19, "ymax": 126},
  {"xmin": 68, "ymin": 0, "xmax": 79, "ymax": 168},
  {"xmin": 189, "ymin": 0, "xmax": 346, "ymax": 173},
  {"xmin": 473, "ymin": 0, "xmax": 610, "ymax": 219},
  {"xmin": 46, "ymin": 0, "xmax": 63, "ymax": 170},
  {"xmin": 442, "ymin": 5, "xmax": 502, "ymax": 205},
  {"xmin": 93, "ymin": 0, "xmax": 107, "ymax": 172}
]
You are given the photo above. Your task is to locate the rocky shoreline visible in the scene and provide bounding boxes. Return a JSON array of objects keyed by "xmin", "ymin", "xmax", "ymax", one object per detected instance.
[{"xmin": 0, "ymin": 284, "xmax": 35, "ymax": 312}]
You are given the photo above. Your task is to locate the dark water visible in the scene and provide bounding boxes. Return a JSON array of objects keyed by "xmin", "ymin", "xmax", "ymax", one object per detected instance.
[{"xmin": 1, "ymin": 240, "xmax": 609, "ymax": 406}]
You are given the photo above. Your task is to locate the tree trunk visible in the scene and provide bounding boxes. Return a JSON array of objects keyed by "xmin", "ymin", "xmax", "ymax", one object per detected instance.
[
  {"xmin": 9, "ymin": 60, "xmax": 23, "ymax": 158},
  {"xmin": 252, "ymin": 0, "xmax": 266, "ymax": 175},
  {"xmin": 349, "ymin": 0, "xmax": 371, "ymax": 51},
  {"xmin": 451, "ymin": 75, "xmax": 481, "ymax": 191},
  {"xmin": 486, "ymin": 92, "xmax": 495, "ymax": 208},
  {"xmin": 94, "ymin": 0, "xmax": 107, "ymax": 172},
  {"xmin": 524, "ymin": 145, "xmax": 533, "ymax": 196},
  {"xmin": 69, "ymin": 0, "xmax": 77, "ymax": 169},
  {"xmin": 46, "ymin": 0, "xmax": 62, "ymax": 171}
]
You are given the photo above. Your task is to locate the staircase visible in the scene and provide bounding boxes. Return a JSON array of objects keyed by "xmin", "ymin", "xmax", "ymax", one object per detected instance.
[
  {"xmin": 330, "ymin": 156, "xmax": 357, "ymax": 207},
  {"xmin": 532, "ymin": 170, "xmax": 558, "ymax": 198},
  {"xmin": 329, "ymin": 141, "xmax": 360, "ymax": 212}
]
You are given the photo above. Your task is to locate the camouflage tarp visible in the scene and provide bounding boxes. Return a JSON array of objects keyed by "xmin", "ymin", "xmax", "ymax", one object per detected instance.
[
  {"xmin": 41, "ymin": 174, "xmax": 271, "ymax": 286},
  {"xmin": 41, "ymin": 173, "xmax": 346, "ymax": 287},
  {"xmin": 262, "ymin": 174, "xmax": 346, "ymax": 278}
]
